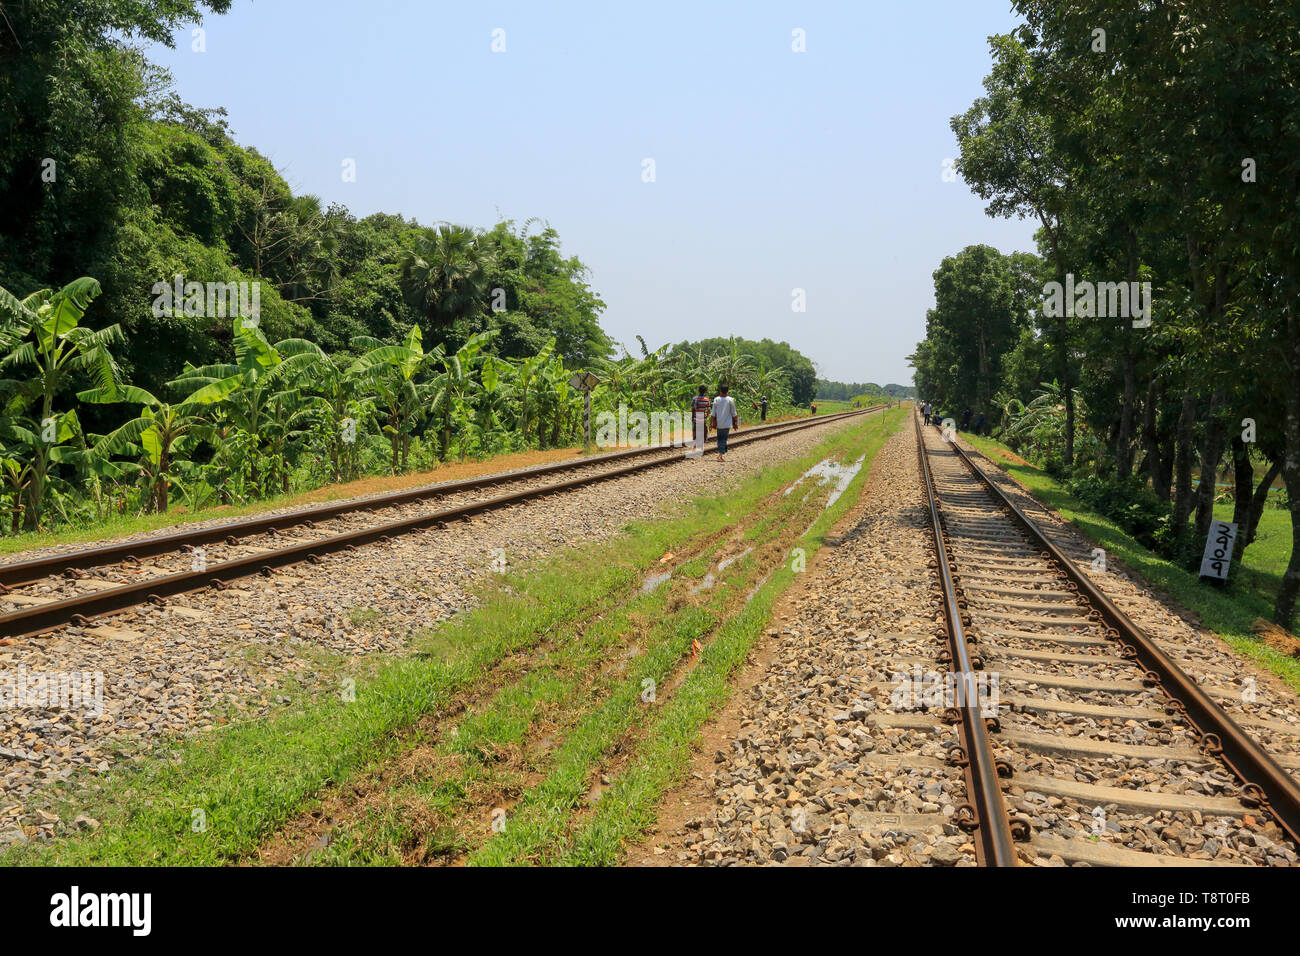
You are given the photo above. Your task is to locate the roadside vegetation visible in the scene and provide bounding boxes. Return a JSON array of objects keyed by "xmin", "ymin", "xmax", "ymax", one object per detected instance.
[
  {"xmin": 908, "ymin": 2, "xmax": 1300, "ymax": 627},
  {"xmin": 966, "ymin": 432, "xmax": 1300, "ymax": 693},
  {"xmin": 0, "ymin": 2, "xmax": 824, "ymax": 543}
]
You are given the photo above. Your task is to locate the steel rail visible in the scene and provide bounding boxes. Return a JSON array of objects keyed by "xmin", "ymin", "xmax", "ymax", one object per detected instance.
[
  {"xmin": 940, "ymin": 424, "xmax": 1300, "ymax": 849},
  {"xmin": 912, "ymin": 413, "xmax": 1019, "ymax": 866},
  {"xmin": 0, "ymin": 406, "xmax": 883, "ymax": 589},
  {"xmin": 1, "ymin": 406, "xmax": 888, "ymax": 639}
]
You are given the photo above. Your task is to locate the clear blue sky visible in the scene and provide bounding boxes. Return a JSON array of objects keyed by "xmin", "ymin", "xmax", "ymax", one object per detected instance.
[{"xmin": 145, "ymin": 0, "xmax": 1039, "ymax": 386}]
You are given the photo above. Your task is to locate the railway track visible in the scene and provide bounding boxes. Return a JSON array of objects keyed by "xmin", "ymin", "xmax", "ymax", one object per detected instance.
[
  {"xmin": 914, "ymin": 412, "xmax": 1300, "ymax": 867},
  {"xmin": 0, "ymin": 406, "xmax": 883, "ymax": 641}
]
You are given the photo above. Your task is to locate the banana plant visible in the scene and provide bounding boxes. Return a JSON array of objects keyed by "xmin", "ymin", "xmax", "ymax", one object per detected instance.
[
  {"xmin": 171, "ymin": 321, "xmax": 324, "ymax": 491},
  {"xmin": 707, "ymin": 337, "xmax": 756, "ymax": 393},
  {"xmin": 350, "ymin": 325, "xmax": 436, "ymax": 471},
  {"xmin": 428, "ymin": 329, "xmax": 499, "ymax": 461},
  {"xmin": 305, "ymin": 352, "xmax": 368, "ymax": 482},
  {"xmin": 537, "ymin": 356, "xmax": 579, "ymax": 448},
  {"xmin": 0, "ymin": 456, "xmax": 34, "ymax": 533},
  {"xmin": 746, "ymin": 358, "xmax": 789, "ymax": 412},
  {"xmin": 511, "ymin": 338, "xmax": 556, "ymax": 446},
  {"xmin": 78, "ymin": 384, "xmax": 211, "ymax": 514},
  {"xmin": 258, "ymin": 387, "xmax": 318, "ymax": 494},
  {"xmin": 0, "ymin": 277, "xmax": 123, "ymax": 528}
]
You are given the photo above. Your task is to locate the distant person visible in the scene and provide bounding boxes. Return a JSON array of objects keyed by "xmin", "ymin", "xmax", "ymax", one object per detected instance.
[
  {"xmin": 810, "ymin": 403, "xmax": 818, "ymax": 416},
  {"xmin": 972, "ymin": 411, "xmax": 986, "ymax": 436},
  {"xmin": 710, "ymin": 385, "xmax": 740, "ymax": 462},
  {"xmin": 690, "ymin": 385, "xmax": 711, "ymax": 453},
  {"xmin": 960, "ymin": 407, "xmax": 972, "ymax": 431},
  {"xmin": 759, "ymin": 394, "xmax": 769, "ymax": 421}
]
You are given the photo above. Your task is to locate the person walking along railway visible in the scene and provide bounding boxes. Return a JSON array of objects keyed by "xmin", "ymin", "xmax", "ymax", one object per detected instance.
[
  {"xmin": 690, "ymin": 385, "xmax": 711, "ymax": 456},
  {"xmin": 711, "ymin": 385, "xmax": 740, "ymax": 462}
]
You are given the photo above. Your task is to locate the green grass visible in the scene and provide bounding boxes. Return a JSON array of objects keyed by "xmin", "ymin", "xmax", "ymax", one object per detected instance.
[
  {"xmin": 812, "ymin": 399, "xmax": 851, "ymax": 414},
  {"xmin": 7, "ymin": 407, "xmax": 904, "ymax": 866},
  {"xmin": 471, "ymin": 411, "xmax": 902, "ymax": 865},
  {"xmin": 1211, "ymin": 502, "xmax": 1291, "ymax": 605},
  {"xmin": 308, "ymin": 492, "xmax": 808, "ymax": 864},
  {"xmin": 964, "ymin": 434, "xmax": 1300, "ymax": 693},
  {"xmin": 300, "ymin": 408, "xmax": 906, "ymax": 865}
]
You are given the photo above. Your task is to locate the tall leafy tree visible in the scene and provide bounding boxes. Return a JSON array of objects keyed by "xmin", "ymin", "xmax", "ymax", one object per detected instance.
[{"xmin": 400, "ymin": 225, "xmax": 493, "ymax": 330}]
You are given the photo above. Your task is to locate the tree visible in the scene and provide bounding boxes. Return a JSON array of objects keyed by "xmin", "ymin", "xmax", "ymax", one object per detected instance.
[
  {"xmin": 400, "ymin": 225, "xmax": 493, "ymax": 329},
  {"xmin": 951, "ymin": 33, "xmax": 1080, "ymax": 465}
]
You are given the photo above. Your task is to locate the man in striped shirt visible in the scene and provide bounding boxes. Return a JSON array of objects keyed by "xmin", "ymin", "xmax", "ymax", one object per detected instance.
[{"xmin": 690, "ymin": 385, "xmax": 711, "ymax": 455}]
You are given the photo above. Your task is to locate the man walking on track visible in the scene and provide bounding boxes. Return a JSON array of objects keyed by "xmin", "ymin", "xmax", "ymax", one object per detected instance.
[
  {"xmin": 710, "ymin": 385, "xmax": 740, "ymax": 462},
  {"xmin": 690, "ymin": 385, "xmax": 711, "ymax": 456}
]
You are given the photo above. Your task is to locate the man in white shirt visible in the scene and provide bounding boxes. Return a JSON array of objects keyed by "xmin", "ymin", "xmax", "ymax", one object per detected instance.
[{"xmin": 710, "ymin": 385, "xmax": 740, "ymax": 462}]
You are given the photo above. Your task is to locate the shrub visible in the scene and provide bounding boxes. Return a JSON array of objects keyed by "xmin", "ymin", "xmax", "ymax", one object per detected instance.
[{"xmin": 1066, "ymin": 474, "xmax": 1170, "ymax": 547}]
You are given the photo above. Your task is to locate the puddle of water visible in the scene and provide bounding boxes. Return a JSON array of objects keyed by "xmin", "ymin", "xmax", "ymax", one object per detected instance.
[
  {"xmin": 783, "ymin": 455, "xmax": 866, "ymax": 508},
  {"xmin": 640, "ymin": 570, "xmax": 672, "ymax": 593},
  {"xmin": 717, "ymin": 547, "xmax": 753, "ymax": 572},
  {"xmin": 691, "ymin": 571, "xmax": 716, "ymax": 594}
]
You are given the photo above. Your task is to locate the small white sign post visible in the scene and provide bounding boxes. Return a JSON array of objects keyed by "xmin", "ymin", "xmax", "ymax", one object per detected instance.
[
  {"xmin": 569, "ymin": 371, "xmax": 599, "ymax": 452},
  {"xmin": 1198, "ymin": 520, "xmax": 1238, "ymax": 582}
]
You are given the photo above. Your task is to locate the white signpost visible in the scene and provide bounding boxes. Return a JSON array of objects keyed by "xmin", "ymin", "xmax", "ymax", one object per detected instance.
[
  {"xmin": 1198, "ymin": 520, "xmax": 1238, "ymax": 582},
  {"xmin": 569, "ymin": 371, "xmax": 599, "ymax": 452}
]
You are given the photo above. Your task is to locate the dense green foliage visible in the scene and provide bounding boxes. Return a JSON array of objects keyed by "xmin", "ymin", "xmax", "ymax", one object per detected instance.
[
  {"xmin": 0, "ymin": 276, "xmax": 813, "ymax": 532},
  {"xmin": 0, "ymin": 2, "xmax": 828, "ymax": 535},
  {"xmin": 912, "ymin": 1, "xmax": 1300, "ymax": 625},
  {"xmin": 670, "ymin": 337, "xmax": 815, "ymax": 406},
  {"xmin": 909, "ymin": 245, "xmax": 1041, "ymax": 416}
]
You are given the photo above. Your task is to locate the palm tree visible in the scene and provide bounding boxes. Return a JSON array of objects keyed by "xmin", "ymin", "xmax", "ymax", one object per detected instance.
[{"xmin": 400, "ymin": 225, "xmax": 493, "ymax": 327}]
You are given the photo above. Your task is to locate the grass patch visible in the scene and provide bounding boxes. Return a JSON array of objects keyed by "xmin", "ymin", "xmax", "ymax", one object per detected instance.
[
  {"xmin": 964, "ymin": 433, "xmax": 1300, "ymax": 692},
  {"xmin": 470, "ymin": 410, "xmax": 902, "ymax": 865},
  {"xmin": 304, "ymin": 489, "xmax": 806, "ymax": 864},
  {"xmin": 1211, "ymin": 502, "xmax": 1291, "ymax": 604}
]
